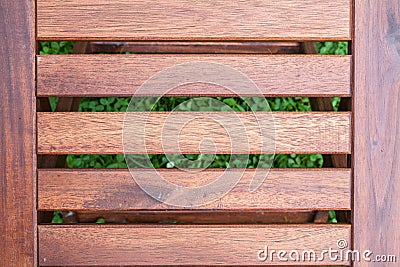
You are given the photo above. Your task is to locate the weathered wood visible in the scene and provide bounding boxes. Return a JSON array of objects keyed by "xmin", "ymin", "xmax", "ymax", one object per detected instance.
[
  {"xmin": 37, "ymin": 112, "xmax": 351, "ymax": 154},
  {"xmin": 87, "ymin": 41, "xmax": 302, "ymax": 54},
  {"xmin": 353, "ymin": 0, "xmax": 400, "ymax": 265},
  {"xmin": 37, "ymin": 55, "xmax": 351, "ymax": 97},
  {"xmin": 38, "ymin": 225, "xmax": 351, "ymax": 266},
  {"xmin": 38, "ymin": 169, "xmax": 351, "ymax": 210},
  {"xmin": 0, "ymin": 1, "xmax": 36, "ymax": 266},
  {"xmin": 37, "ymin": 0, "xmax": 351, "ymax": 41}
]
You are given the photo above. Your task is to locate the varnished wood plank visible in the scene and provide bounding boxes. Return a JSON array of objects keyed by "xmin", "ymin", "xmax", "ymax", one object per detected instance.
[
  {"xmin": 38, "ymin": 225, "xmax": 351, "ymax": 266},
  {"xmin": 36, "ymin": 0, "xmax": 351, "ymax": 41},
  {"xmin": 37, "ymin": 55, "xmax": 351, "ymax": 97},
  {"xmin": 38, "ymin": 169, "xmax": 351, "ymax": 210},
  {"xmin": 353, "ymin": 0, "xmax": 400, "ymax": 265},
  {"xmin": 87, "ymin": 41, "xmax": 302, "ymax": 54},
  {"xmin": 37, "ymin": 112, "xmax": 351, "ymax": 154},
  {"xmin": 0, "ymin": 1, "xmax": 36, "ymax": 266}
]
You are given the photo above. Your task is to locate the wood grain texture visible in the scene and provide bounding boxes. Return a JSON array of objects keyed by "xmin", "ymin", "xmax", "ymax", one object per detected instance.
[
  {"xmin": 37, "ymin": 55, "xmax": 351, "ymax": 97},
  {"xmin": 38, "ymin": 169, "xmax": 351, "ymax": 210},
  {"xmin": 38, "ymin": 225, "xmax": 351, "ymax": 266},
  {"xmin": 0, "ymin": 1, "xmax": 36, "ymax": 266},
  {"xmin": 87, "ymin": 41, "xmax": 302, "ymax": 54},
  {"xmin": 37, "ymin": 112, "xmax": 351, "ymax": 154},
  {"xmin": 353, "ymin": 0, "xmax": 400, "ymax": 265},
  {"xmin": 36, "ymin": 0, "xmax": 351, "ymax": 41}
]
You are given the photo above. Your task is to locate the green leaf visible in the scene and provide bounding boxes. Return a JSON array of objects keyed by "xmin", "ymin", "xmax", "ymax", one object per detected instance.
[
  {"xmin": 100, "ymin": 98, "xmax": 108, "ymax": 105},
  {"xmin": 51, "ymin": 211, "xmax": 63, "ymax": 224},
  {"xmin": 96, "ymin": 218, "xmax": 106, "ymax": 224}
]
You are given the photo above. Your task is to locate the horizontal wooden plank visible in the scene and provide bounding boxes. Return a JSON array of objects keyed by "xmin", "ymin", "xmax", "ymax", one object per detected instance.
[
  {"xmin": 38, "ymin": 169, "xmax": 351, "ymax": 210},
  {"xmin": 38, "ymin": 225, "xmax": 351, "ymax": 266},
  {"xmin": 87, "ymin": 41, "xmax": 303, "ymax": 54},
  {"xmin": 37, "ymin": 55, "xmax": 351, "ymax": 97},
  {"xmin": 36, "ymin": 0, "xmax": 351, "ymax": 40},
  {"xmin": 37, "ymin": 112, "xmax": 351, "ymax": 154}
]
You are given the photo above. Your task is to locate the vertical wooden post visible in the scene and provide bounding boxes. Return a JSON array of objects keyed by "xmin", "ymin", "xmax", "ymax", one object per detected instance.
[
  {"xmin": 354, "ymin": 0, "xmax": 400, "ymax": 265},
  {"xmin": 0, "ymin": 1, "xmax": 36, "ymax": 266}
]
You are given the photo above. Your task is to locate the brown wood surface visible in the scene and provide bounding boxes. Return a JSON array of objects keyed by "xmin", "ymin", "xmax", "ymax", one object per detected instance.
[
  {"xmin": 38, "ymin": 169, "xmax": 351, "ymax": 210},
  {"xmin": 37, "ymin": 112, "xmax": 351, "ymax": 154},
  {"xmin": 353, "ymin": 0, "xmax": 400, "ymax": 265},
  {"xmin": 87, "ymin": 41, "xmax": 302, "ymax": 54},
  {"xmin": 0, "ymin": 1, "xmax": 36, "ymax": 266},
  {"xmin": 36, "ymin": 0, "xmax": 351, "ymax": 41},
  {"xmin": 37, "ymin": 55, "xmax": 351, "ymax": 97},
  {"xmin": 38, "ymin": 224, "xmax": 351, "ymax": 266}
]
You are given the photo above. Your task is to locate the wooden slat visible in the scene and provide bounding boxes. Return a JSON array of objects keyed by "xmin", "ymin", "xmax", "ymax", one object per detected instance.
[
  {"xmin": 0, "ymin": 1, "xmax": 37, "ymax": 266},
  {"xmin": 353, "ymin": 0, "xmax": 400, "ymax": 265},
  {"xmin": 37, "ymin": 0, "xmax": 351, "ymax": 41},
  {"xmin": 38, "ymin": 169, "xmax": 351, "ymax": 210},
  {"xmin": 37, "ymin": 55, "xmax": 351, "ymax": 97},
  {"xmin": 39, "ymin": 225, "xmax": 351, "ymax": 266},
  {"xmin": 37, "ymin": 112, "xmax": 351, "ymax": 154}
]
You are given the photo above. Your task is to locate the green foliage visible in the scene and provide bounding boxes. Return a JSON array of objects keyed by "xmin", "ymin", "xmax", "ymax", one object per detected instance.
[
  {"xmin": 39, "ymin": 41, "xmax": 74, "ymax": 55},
  {"xmin": 328, "ymin": 210, "xmax": 338, "ymax": 223},
  {"xmin": 316, "ymin": 42, "xmax": 348, "ymax": 55},
  {"xmin": 66, "ymin": 154, "xmax": 127, "ymax": 168},
  {"xmin": 274, "ymin": 154, "xmax": 323, "ymax": 168},
  {"xmin": 96, "ymin": 218, "xmax": 106, "ymax": 224},
  {"xmin": 51, "ymin": 211, "xmax": 63, "ymax": 223},
  {"xmin": 67, "ymin": 153, "xmax": 323, "ymax": 169},
  {"xmin": 79, "ymin": 97, "xmax": 130, "ymax": 112},
  {"xmin": 332, "ymin": 97, "xmax": 341, "ymax": 112},
  {"xmin": 268, "ymin": 97, "xmax": 311, "ymax": 111}
]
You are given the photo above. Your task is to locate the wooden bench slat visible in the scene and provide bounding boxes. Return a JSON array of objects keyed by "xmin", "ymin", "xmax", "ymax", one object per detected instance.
[
  {"xmin": 37, "ymin": 0, "xmax": 350, "ymax": 41},
  {"xmin": 37, "ymin": 112, "xmax": 351, "ymax": 154},
  {"xmin": 37, "ymin": 55, "xmax": 351, "ymax": 97},
  {"xmin": 38, "ymin": 169, "xmax": 351, "ymax": 210},
  {"xmin": 39, "ymin": 225, "xmax": 351, "ymax": 266}
]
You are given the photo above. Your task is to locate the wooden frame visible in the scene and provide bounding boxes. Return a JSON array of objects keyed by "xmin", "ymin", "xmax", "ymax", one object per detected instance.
[
  {"xmin": 1, "ymin": 0, "xmax": 399, "ymax": 266},
  {"xmin": 0, "ymin": 1, "xmax": 36, "ymax": 266},
  {"xmin": 353, "ymin": 0, "xmax": 400, "ymax": 265}
]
